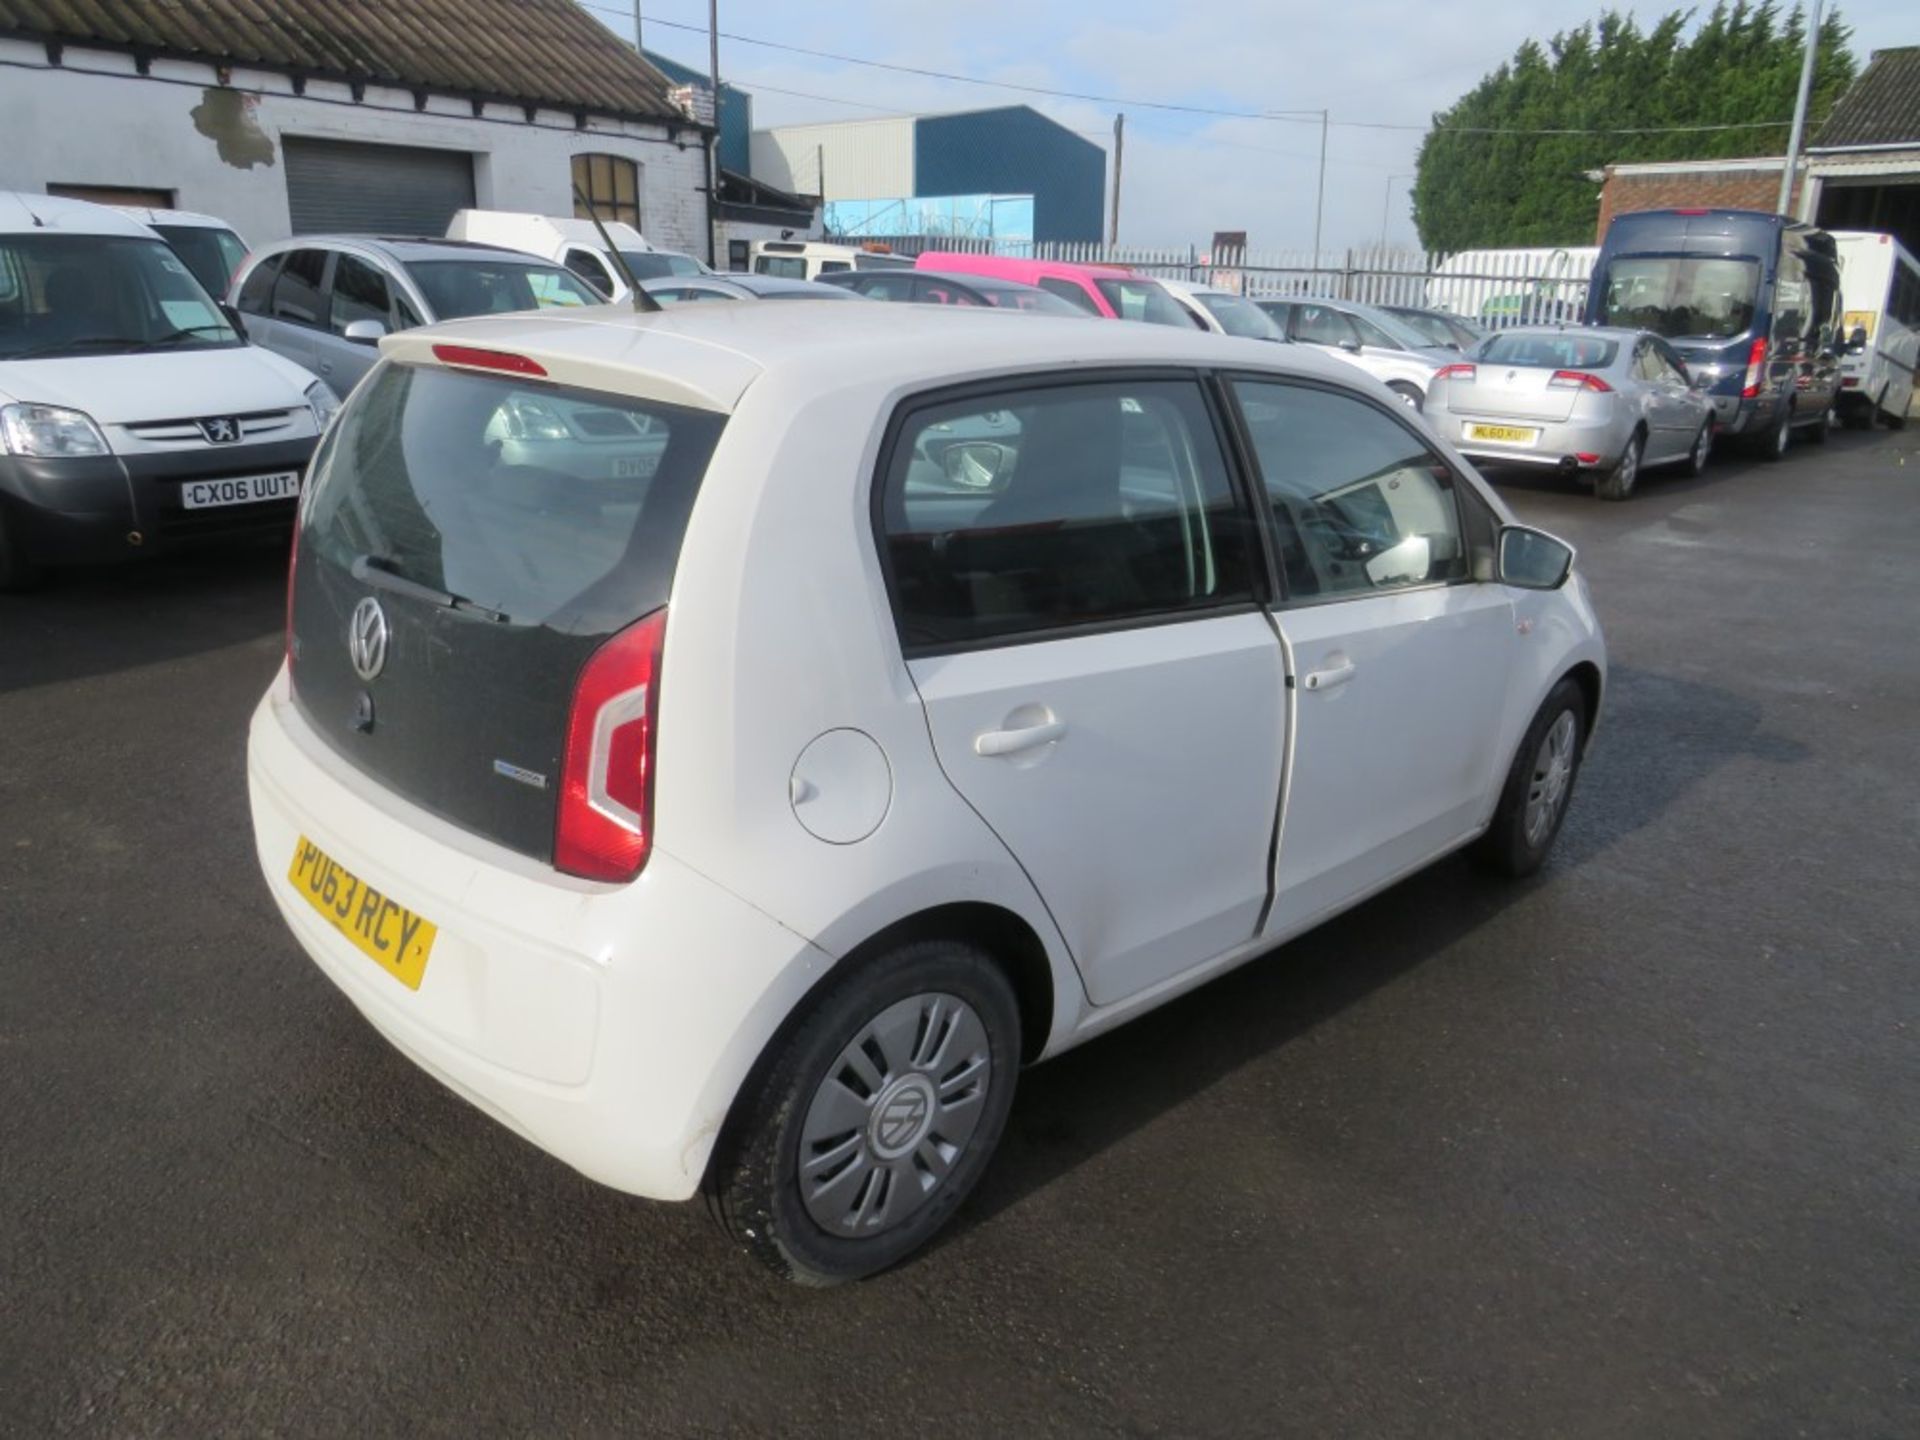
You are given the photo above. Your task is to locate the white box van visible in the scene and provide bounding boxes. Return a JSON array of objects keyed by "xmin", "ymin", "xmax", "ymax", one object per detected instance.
[
  {"xmin": 445, "ymin": 210, "xmax": 705, "ymax": 300},
  {"xmin": 0, "ymin": 193, "xmax": 336, "ymax": 589},
  {"xmin": 1833, "ymin": 230, "xmax": 1918, "ymax": 429}
]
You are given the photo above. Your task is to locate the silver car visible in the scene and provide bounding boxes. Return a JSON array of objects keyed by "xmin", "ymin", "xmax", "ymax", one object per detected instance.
[{"xmin": 1425, "ymin": 326, "xmax": 1716, "ymax": 500}]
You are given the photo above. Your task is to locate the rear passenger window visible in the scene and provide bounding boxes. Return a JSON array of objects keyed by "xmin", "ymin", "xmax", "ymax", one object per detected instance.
[
  {"xmin": 1232, "ymin": 380, "xmax": 1469, "ymax": 601},
  {"xmin": 272, "ymin": 248, "xmax": 328, "ymax": 326},
  {"xmin": 236, "ymin": 254, "xmax": 283, "ymax": 314},
  {"xmin": 880, "ymin": 380, "xmax": 1259, "ymax": 650},
  {"xmin": 1291, "ymin": 304, "xmax": 1357, "ymax": 348}
]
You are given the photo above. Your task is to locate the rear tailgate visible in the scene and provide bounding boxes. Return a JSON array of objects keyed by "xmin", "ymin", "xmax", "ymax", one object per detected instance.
[
  {"xmin": 289, "ymin": 357, "xmax": 725, "ymax": 864},
  {"xmin": 1443, "ymin": 365, "xmax": 1580, "ymax": 424}
]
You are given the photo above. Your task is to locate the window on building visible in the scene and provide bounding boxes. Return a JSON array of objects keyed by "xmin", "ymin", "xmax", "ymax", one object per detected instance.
[
  {"xmin": 47, "ymin": 183, "xmax": 175, "ymax": 210},
  {"xmin": 572, "ymin": 154, "xmax": 641, "ymax": 232}
]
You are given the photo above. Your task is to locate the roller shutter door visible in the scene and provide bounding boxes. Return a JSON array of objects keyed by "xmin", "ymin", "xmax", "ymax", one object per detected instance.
[{"xmin": 284, "ymin": 138, "xmax": 476, "ymax": 237}]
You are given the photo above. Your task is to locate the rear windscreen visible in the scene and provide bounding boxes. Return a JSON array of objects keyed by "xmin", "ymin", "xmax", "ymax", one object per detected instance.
[
  {"xmin": 303, "ymin": 363, "xmax": 725, "ymax": 631},
  {"xmin": 1478, "ymin": 334, "xmax": 1619, "ymax": 369}
]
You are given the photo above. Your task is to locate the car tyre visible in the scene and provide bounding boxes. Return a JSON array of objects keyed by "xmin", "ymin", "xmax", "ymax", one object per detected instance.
[
  {"xmin": 1473, "ymin": 677, "xmax": 1588, "ymax": 879},
  {"xmin": 705, "ymin": 938, "xmax": 1022, "ymax": 1286},
  {"xmin": 1595, "ymin": 431, "xmax": 1643, "ymax": 501},
  {"xmin": 1758, "ymin": 403, "xmax": 1793, "ymax": 461},
  {"xmin": 1807, "ymin": 400, "xmax": 1834, "ymax": 444},
  {"xmin": 1386, "ymin": 381, "xmax": 1424, "ymax": 410},
  {"xmin": 0, "ymin": 510, "xmax": 45, "ymax": 593},
  {"xmin": 1683, "ymin": 420, "xmax": 1713, "ymax": 476}
]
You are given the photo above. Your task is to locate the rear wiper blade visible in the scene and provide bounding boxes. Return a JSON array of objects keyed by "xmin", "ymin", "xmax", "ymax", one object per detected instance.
[{"xmin": 351, "ymin": 554, "xmax": 511, "ymax": 623}]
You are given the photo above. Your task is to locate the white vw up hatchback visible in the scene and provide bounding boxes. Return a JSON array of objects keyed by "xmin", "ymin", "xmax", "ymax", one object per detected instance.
[{"xmin": 249, "ymin": 302, "xmax": 1605, "ymax": 1283}]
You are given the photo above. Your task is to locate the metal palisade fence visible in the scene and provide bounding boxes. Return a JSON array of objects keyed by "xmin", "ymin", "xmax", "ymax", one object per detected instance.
[{"xmin": 863, "ymin": 235, "xmax": 1601, "ymax": 328}]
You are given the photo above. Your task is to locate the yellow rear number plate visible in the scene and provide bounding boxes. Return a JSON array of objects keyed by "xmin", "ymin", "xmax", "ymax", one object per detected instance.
[
  {"xmin": 1467, "ymin": 423, "xmax": 1539, "ymax": 444},
  {"xmin": 288, "ymin": 836, "xmax": 437, "ymax": 990}
]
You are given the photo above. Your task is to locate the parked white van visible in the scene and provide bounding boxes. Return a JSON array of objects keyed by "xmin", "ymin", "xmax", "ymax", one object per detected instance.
[
  {"xmin": 114, "ymin": 206, "xmax": 249, "ymax": 301},
  {"xmin": 749, "ymin": 239, "xmax": 913, "ymax": 280},
  {"xmin": 0, "ymin": 194, "xmax": 336, "ymax": 590},
  {"xmin": 446, "ymin": 209, "xmax": 705, "ymax": 299},
  {"xmin": 1833, "ymin": 230, "xmax": 1918, "ymax": 429}
]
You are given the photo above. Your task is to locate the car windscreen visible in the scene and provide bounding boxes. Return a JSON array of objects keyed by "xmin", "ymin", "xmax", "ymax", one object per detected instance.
[
  {"xmin": 0, "ymin": 233, "xmax": 240, "ymax": 360},
  {"xmin": 1095, "ymin": 278, "xmax": 1200, "ymax": 328},
  {"xmin": 1198, "ymin": 293, "xmax": 1283, "ymax": 339},
  {"xmin": 152, "ymin": 225, "xmax": 249, "ymax": 299},
  {"xmin": 618, "ymin": 250, "xmax": 702, "ymax": 280},
  {"xmin": 1387, "ymin": 308, "xmax": 1456, "ymax": 346},
  {"xmin": 1597, "ymin": 256, "xmax": 1759, "ymax": 339},
  {"xmin": 405, "ymin": 259, "xmax": 604, "ymax": 319},
  {"xmin": 976, "ymin": 284, "xmax": 1087, "ymax": 317},
  {"xmin": 1477, "ymin": 333, "xmax": 1620, "ymax": 369}
]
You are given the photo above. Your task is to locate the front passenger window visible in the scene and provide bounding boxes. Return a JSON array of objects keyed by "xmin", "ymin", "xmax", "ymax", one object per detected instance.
[
  {"xmin": 329, "ymin": 254, "xmax": 392, "ymax": 335},
  {"xmin": 1232, "ymin": 380, "xmax": 1469, "ymax": 600}
]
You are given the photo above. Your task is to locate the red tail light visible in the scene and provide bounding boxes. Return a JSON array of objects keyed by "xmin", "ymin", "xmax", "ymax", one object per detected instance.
[
  {"xmin": 1434, "ymin": 363, "xmax": 1477, "ymax": 381},
  {"xmin": 1549, "ymin": 370, "xmax": 1613, "ymax": 393},
  {"xmin": 1741, "ymin": 338, "xmax": 1768, "ymax": 398},
  {"xmin": 1673, "ymin": 208, "xmax": 1710, "ymax": 216},
  {"xmin": 555, "ymin": 608, "xmax": 666, "ymax": 883}
]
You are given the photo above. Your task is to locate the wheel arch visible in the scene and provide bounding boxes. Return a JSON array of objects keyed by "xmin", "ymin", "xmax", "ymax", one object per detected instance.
[
  {"xmin": 825, "ymin": 901, "xmax": 1059, "ymax": 1065},
  {"xmin": 1562, "ymin": 659, "xmax": 1604, "ymax": 736}
]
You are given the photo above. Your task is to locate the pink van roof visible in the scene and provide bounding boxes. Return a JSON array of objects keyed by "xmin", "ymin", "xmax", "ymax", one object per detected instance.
[{"xmin": 913, "ymin": 251, "xmax": 1137, "ymax": 283}]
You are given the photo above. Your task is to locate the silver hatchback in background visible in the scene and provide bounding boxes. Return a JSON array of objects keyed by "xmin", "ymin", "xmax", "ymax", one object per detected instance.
[{"xmin": 1425, "ymin": 326, "xmax": 1717, "ymax": 500}]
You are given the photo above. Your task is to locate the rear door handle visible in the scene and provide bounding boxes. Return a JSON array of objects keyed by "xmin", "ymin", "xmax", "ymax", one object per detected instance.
[
  {"xmin": 1302, "ymin": 661, "xmax": 1355, "ymax": 692},
  {"xmin": 974, "ymin": 720, "xmax": 1066, "ymax": 757}
]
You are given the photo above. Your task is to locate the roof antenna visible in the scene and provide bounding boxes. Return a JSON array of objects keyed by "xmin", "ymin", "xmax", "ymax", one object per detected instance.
[
  {"xmin": 572, "ymin": 184, "xmax": 660, "ymax": 313},
  {"xmin": 20, "ymin": 195, "xmax": 46, "ymax": 227}
]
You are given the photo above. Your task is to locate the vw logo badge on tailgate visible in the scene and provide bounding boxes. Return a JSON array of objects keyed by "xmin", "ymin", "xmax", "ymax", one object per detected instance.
[
  {"xmin": 348, "ymin": 597, "xmax": 389, "ymax": 681},
  {"xmin": 197, "ymin": 416, "xmax": 241, "ymax": 444}
]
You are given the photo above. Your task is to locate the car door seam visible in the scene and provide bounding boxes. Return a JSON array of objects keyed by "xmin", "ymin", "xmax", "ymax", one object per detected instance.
[{"xmin": 1254, "ymin": 607, "xmax": 1295, "ymax": 938}]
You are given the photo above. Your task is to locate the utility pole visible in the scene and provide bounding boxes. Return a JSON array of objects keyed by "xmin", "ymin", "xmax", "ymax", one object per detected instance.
[
  {"xmin": 1777, "ymin": 0, "xmax": 1822, "ymax": 216},
  {"xmin": 1378, "ymin": 173, "xmax": 1413, "ymax": 248},
  {"xmin": 1109, "ymin": 112, "xmax": 1125, "ymax": 246},
  {"xmin": 706, "ymin": 0, "xmax": 721, "ymax": 266},
  {"xmin": 1312, "ymin": 109, "xmax": 1328, "ymax": 267},
  {"xmin": 631, "ymin": 0, "xmax": 642, "ymax": 53}
]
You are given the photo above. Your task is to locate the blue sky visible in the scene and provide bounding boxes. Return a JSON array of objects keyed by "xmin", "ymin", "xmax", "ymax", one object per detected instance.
[{"xmin": 588, "ymin": 2, "xmax": 1909, "ymax": 251}]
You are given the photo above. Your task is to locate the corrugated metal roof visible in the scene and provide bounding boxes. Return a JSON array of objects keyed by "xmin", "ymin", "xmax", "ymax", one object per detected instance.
[
  {"xmin": 1814, "ymin": 47, "xmax": 1920, "ymax": 150},
  {"xmin": 0, "ymin": 0, "xmax": 686, "ymax": 123}
]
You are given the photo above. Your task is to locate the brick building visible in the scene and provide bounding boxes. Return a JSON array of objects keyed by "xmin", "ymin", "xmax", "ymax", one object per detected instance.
[{"xmin": 1593, "ymin": 46, "xmax": 1920, "ymax": 253}]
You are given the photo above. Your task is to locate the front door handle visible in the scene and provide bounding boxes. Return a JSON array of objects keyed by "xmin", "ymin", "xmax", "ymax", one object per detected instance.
[
  {"xmin": 1302, "ymin": 661, "xmax": 1355, "ymax": 692},
  {"xmin": 974, "ymin": 720, "xmax": 1066, "ymax": 757},
  {"xmin": 317, "ymin": 360, "xmax": 334, "ymax": 375}
]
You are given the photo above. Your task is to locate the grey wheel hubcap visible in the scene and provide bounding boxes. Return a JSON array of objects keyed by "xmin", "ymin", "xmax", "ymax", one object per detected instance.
[
  {"xmin": 1524, "ymin": 711, "xmax": 1578, "ymax": 848},
  {"xmin": 1617, "ymin": 441, "xmax": 1640, "ymax": 490},
  {"xmin": 1693, "ymin": 425, "xmax": 1711, "ymax": 468},
  {"xmin": 798, "ymin": 992, "xmax": 991, "ymax": 1236}
]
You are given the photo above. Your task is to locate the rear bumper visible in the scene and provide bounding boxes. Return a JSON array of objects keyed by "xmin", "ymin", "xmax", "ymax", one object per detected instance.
[
  {"xmin": 1434, "ymin": 411, "xmax": 1624, "ymax": 469},
  {"xmin": 246, "ymin": 667, "xmax": 829, "ymax": 1201},
  {"xmin": 0, "ymin": 436, "xmax": 316, "ymax": 565}
]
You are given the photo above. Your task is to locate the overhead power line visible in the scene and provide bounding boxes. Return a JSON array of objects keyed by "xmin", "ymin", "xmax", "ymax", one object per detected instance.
[{"xmin": 578, "ymin": 1, "xmax": 1807, "ymax": 138}]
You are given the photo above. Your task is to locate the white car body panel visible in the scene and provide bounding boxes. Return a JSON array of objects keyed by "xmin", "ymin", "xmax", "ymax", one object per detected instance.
[
  {"xmin": 250, "ymin": 302, "xmax": 1605, "ymax": 1203},
  {"xmin": 910, "ymin": 613, "xmax": 1285, "ymax": 1008}
]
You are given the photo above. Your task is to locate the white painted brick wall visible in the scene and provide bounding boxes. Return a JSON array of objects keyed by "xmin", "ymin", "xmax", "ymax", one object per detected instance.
[{"xmin": 0, "ymin": 39, "xmax": 713, "ymax": 257}]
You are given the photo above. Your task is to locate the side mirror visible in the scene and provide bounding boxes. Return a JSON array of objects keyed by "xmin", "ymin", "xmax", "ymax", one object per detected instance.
[
  {"xmin": 1498, "ymin": 525, "xmax": 1575, "ymax": 591},
  {"xmin": 943, "ymin": 441, "xmax": 1012, "ymax": 491},
  {"xmin": 219, "ymin": 302, "xmax": 248, "ymax": 340},
  {"xmin": 1847, "ymin": 326, "xmax": 1868, "ymax": 353},
  {"xmin": 343, "ymin": 318, "xmax": 388, "ymax": 345},
  {"xmin": 1339, "ymin": 339, "xmax": 1363, "ymax": 354}
]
